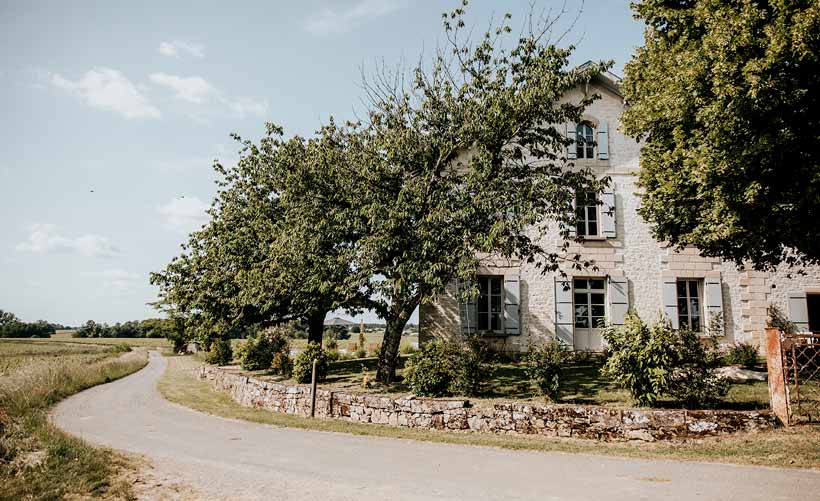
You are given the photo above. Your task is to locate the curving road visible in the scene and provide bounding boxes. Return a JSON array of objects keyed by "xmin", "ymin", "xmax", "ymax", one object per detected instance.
[{"xmin": 53, "ymin": 352, "xmax": 820, "ymax": 500}]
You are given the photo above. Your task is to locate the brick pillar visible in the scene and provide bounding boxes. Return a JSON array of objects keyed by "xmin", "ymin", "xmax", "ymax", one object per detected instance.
[{"xmin": 765, "ymin": 327, "xmax": 789, "ymax": 426}]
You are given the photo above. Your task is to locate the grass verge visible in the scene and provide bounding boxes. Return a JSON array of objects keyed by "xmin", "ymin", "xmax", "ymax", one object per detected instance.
[
  {"xmin": 160, "ymin": 355, "xmax": 820, "ymax": 469},
  {"xmin": 0, "ymin": 344, "xmax": 148, "ymax": 500}
]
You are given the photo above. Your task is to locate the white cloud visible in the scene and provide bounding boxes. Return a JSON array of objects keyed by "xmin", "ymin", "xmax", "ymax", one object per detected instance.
[
  {"xmin": 149, "ymin": 72, "xmax": 267, "ymax": 118},
  {"xmin": 158, "ymin": 40, "xmax": 205, "ymax": 59},
  {"xmin": 16, "ymin": 224, "xmax": 119, "ymax": 258},
  {"xmin": 305, "ymin": 0, "xmax": 407, "ymax": 34},
  {"xmin": 149, "ymin": 73, "xmax": 216, "ymax": 104},
  {"xmin": 100, "ymin": 269, "xmax": 141, "ymax": 292},
  {"xmin": 51, "ymin": 68, "xmax": 161, "ymax": 119},
  {"xmin": 157, "ymin": 196, "xmax": 210, "ymax": 232}
]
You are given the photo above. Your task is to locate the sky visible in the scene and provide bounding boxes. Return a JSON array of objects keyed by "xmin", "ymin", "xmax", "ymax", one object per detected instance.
[{"xmin": 0, "ymin": 0, "xmax": 644, "ymax": 326}]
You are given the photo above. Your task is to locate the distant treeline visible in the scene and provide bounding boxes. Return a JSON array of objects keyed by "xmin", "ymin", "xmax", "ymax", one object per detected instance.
[
  {"xmin": 0, "ymin": 309, "xmax": 58, "ymax": 338},
  {"xmin": 72, "ymin": 318, "xmax": 179, "ymax": 338}
]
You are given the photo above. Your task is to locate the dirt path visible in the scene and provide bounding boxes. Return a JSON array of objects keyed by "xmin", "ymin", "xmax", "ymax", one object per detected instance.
[{"xmin": 53, "ymin": 352, "xmax": 820, "ymax": 500}]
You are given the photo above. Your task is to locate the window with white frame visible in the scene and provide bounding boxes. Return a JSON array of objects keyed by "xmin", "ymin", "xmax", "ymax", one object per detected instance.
[
  {"xmin": 677, "ymin": 279, "xmax": 702, "ymax": 332},
  {"xmin": 575, "ymin": 191, "xmax": 599, "ymax": 237},
  {"xmin": 573, "ymin": 278, "xmax": 606, "ymax": 328},
  {"xmin": 477, "ymin": 276, "xmax": 503, "ymax": 333},
  {"xmin": 576, "ymin": 123, "xmax": 595, "ymax": 159}
]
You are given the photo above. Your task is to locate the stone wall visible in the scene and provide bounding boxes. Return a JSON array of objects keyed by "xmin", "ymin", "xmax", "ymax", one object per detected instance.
[{"xmin": 197, "ymin": 365, "xmax": 776, "ymax": 442}]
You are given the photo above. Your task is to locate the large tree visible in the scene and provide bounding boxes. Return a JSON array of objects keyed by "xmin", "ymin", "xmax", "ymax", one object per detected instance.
[
  {"xmin": 622, "ymin": 0, "xmax": 820, "ymax": 269},
  {"xmin": 351, "ymin": 4, "xmax": 608, "ymax": 382}
]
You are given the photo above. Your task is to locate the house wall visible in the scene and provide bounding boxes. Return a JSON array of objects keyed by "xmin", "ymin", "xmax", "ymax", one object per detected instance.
[{"xmin": 420, "ymin": 79, "xmax": 820, "ymax": 352}]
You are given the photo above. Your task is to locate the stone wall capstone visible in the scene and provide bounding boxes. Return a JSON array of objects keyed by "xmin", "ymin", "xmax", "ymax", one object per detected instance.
[{"xmin": 197, "ymin": 365, "xmax": 776, "ymax": 442}]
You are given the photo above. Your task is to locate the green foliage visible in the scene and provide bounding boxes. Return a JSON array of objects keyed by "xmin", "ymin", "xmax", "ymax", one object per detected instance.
[
  {"xmin": 767, "ymin": 305, "xmax": 797, "ymax": 334},
  {"xmin": 204, "ymin": 338, "xmax": 233, "ymax": 366},
  {"xmin": 525, "ymin": 341, "xmax": 568, "ymax": 402},
  {"xmin": 622, "ymin": 0, "xmax": 820, "ymax": 269},
  {"xmin": 723, "ymin": 342, "xmax": 760, "ymax": 369},
  {"xmin": 235, "ymin": 327, "xmax": 290, "ymax": 371},
  {"xmin": 325, "ymin": 325, "xmax": 350, "ymax": 340},
  {"xmin": 270, "ymin": 351, "xmax": 292, "ymax": 377},
  {"xmin": 602, "ymin": 314, "xmax": 728, "ymax": 408},
  {"xmin": 399, "ymin": 343, "xmax": 418, "ymax": 355},
  {"xmin": 0, "ymin": 311, "xmax": 55, "ymax": 338},
  {"xmin": 324, "ymin": 336, "xmax": 338, "ymax": 351},
  {"xmin": 110, "ymin": 343, "xmax": 132, "ymax": 354},
  {"xmin": 404, "ymin": 335, "xmax": 494, "ymax": 397},
  {"xmin": 292, "ymin": 343, "xmax": 329, "ymax": 383}
]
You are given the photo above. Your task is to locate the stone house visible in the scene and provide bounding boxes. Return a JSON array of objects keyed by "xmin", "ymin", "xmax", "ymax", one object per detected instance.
[{"xmin": 419, "ymin": 66, "xmax": 820, "ymax": 353}]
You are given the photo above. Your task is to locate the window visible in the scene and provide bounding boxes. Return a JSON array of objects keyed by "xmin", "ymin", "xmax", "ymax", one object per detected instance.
[
  {"xmin": 574, "ymin": 278, "xmax": 606, "ymax": 328},
  {"xmin": 477, "ymin": 276, "xmax": 503, "ymax": 332},
  {"xmin": 677, "ymin": 279, "xmax": 702, "ymax": 332},
  {"xmin": 808, "ymin": 294, "xmax": 820, "ymax": 333},
  {"xmin": 575, "ymin": 191, "xmax": 599, "ymax": 237},
  {"xmin": 576, "ymin": 123, "xmax": 595, "ymax": 159}
]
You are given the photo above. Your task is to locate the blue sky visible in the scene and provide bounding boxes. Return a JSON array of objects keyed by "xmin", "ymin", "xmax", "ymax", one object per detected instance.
[{"xmin": 0, "ymin": 0, "xmax": 644, "ymax": 326}]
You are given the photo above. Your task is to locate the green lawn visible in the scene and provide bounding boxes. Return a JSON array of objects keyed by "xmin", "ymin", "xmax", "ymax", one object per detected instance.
[{"xmin": 49, "ymin": 331, "xmax": 170, "ymax": 348}]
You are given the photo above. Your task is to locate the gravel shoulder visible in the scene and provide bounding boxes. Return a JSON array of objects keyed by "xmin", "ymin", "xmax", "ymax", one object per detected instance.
[{"xmin": 53, "ymin": 351, "xmax": 820, "ymax": 500}]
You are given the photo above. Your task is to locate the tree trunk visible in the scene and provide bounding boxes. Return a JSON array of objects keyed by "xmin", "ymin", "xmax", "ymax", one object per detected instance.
[
  {"xmin": 306, "ymin": 310, "xmax": 327, "ymax": 345},
  {"xmin": 376, "ymin": 310, "xmax": 412, "ymax": 384}
]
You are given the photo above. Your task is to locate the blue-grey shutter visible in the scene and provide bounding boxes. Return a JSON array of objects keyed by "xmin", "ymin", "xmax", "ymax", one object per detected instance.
[
  {"xmin": 565, "ymin": 193, "xmax": 577, "ymax": 238},
  {"xmin": 600, "ymin": 188, "xmax": 616, "ymax": 238},
  {"xmin": 788, "ymin": 292, "xmax": 809, "ymax": 332},
  {"xmin": 458, "ymin": 280, "xmax": 477, "ymax": 334},
  {"xmin": 662, "ymin": 278, "xmax": 679, "ymax": 329},
  {"xmin": 504, "ymin": 275, "xmax": 520, "ymax": 335},
  {"xmin": 554, "ymin": 277, "xmax": 573, "ymax": 346},
  {"xmin": 608, "ymin": 277, "xmax": 628, "ymax": 325},
  {"xmin": 704, "ymin": 277, "xmax": 724, "ymax": 329},
  {"xmin": 566, "ymin": 123, "xmax": 577, "ymax": 160},
  {"xmin": 597, "ymin": 121, "xmax": 609, "ymax": 160}
]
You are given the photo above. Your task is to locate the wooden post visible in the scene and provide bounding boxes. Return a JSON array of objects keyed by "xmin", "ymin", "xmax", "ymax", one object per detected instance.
[
  {"xmin": 310, "ymin": 358, "xmax": 318, "ymax": 418},
  {"xmin": 765, "ymin": 327, "xmax": 789, "ymax": 426}
]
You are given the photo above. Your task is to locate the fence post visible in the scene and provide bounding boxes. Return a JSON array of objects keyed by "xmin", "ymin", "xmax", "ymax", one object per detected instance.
[
  {"xmin": 765, "ymin": 327, "xmax": 789, "ymax": 426},
  {"xmin": 310, "ymin": 358, "xmax": 318, "ymax": 418}
]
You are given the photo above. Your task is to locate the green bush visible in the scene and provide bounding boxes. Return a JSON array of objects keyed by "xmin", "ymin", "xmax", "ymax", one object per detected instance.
[
  {"xmin": 602, "ymin": 314, "xmax": 728, "ymax": 408},
  {"xmin": 400, "ymin": 343, "xmax": 419, "ymax": 355},
  {"xmin": 204, "ymin": 338, "xmax": 233, "ymax": 366},
  {"xmin": 767, "ymin": 305, "xmax": 797, "ymax": 334},
  {"xmin": 355, "ymin": 347, "xmax": 367, "ymax": 359},
  {"xmin": 326, "ymin": 348, "xmax": 340, "ymax": 362},
  {"xmin": 235, "ymin": 328, "xmax": 290, "ymax": 371},
  {"xmin": 404, "ymin": 335, "xmax": 494, "ymax": 397},
  {"xmin": 723, "ymin": 342, "xmax": 760, "ymax": 369},
  {"xmin": 292, "ymin": 342, "xmax": 329, "ymax": 383},
  {"xmin": 525, "ymin": 341, "xmax": 568, "ymax": 402},
  {"xmin": 324, "ymin": 337, "xmax": 338, "ymax": 351},
  {"xmin": 271, "ymin": 351, "xmax": 292, "ymax": 377},
  {"xmin": 111, "ymin": 343, "xmax": 132, "ymax": 354}
]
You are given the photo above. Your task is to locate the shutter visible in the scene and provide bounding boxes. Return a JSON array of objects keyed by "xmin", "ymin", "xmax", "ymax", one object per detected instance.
[
  {"xmin": 662, "ymin": 278, "xmax": 679, "ymax": 329},
  {"xmin": 566, "ymin": 123, "xmax": 577, "ymax": 160},
  {"xmin": 554, "ymin": 277, "xmax": 574, "ymax": 346},
  {"xmin": 788, "ymin": 292, "xmax": 809, "ymax": 333},
  {"xmin": 704, "ymin": 277, "xmax": 724, "ymax": 330},
  {"xmin": 566, "ymin": 193, "xmax": 577, "ymax": 238},
  {"xmin": 597, "ymin": 121, "xmax": 609, "ymax": 160},
  {"xmin": 600, "ymin": 187, "xmax": 616, "ymax": 238},
  {"xmin": 458, "ymin": 280, "xmax": 477, "ymax": 334},
  {"xmin": 504, "ymin": 275, "xmax": 520, "ymax": 335},
  {"xmin": 608, "ymin": 277, "xmax": 628, "ymax": 325}
]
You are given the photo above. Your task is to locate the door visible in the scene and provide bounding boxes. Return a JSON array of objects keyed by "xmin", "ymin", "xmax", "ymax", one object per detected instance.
[{"xmin": 573, "ymin": 278, "xmax": 606, "ymax": 351}]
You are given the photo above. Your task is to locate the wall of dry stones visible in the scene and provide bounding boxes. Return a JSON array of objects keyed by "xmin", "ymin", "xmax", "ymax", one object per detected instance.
[{"xmin": 197, "ymin": 365, "xmax": 776, "ymax": 442}]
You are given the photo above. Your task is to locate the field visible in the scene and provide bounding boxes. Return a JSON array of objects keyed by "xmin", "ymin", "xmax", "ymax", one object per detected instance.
[
  {"xmin": 0, "ymin": 338, "xmax": 148, "ymax": 499},
  {"xmin": 51, "ymin": 330, "xmax": 171, "ymax": 348}
]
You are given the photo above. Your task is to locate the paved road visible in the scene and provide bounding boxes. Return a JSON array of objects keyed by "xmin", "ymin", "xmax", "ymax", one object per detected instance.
[{"xmin": 53, "ymin": 352, "xmax": 820, "ymax": 500}]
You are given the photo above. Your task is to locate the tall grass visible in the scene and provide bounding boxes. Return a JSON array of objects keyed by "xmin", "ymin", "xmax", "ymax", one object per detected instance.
[{"xmin": 0, "ymin": 345, "xmax": 148, "ymax": 500}]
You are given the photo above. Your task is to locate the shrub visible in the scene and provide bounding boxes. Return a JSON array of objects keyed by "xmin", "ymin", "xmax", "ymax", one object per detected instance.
[
  {"xmin": 767, "ymin": 305, "xmax": 797, "ymax": 334},
  {"xmin": 525, "ymin": 341, "xmax": 568, "ymax": 402},
  {"xmin": 271, "ymin": 351, "xmax": 292, "ymax": 377},
  {"xmin": 324, "ymin": 337, "xmax": 338, "ymax": 351},
  {"xmin": 400, "ymin": 343, "xmax": 418, "ymax": 355},
  {"xmin": 292, "ymin": 342, "xmax": 329, "ymax": 383},
  {"xmin": 723, "ymin": 342, "xmax": 760, "ymax": 369},
  {"xmin": 326, "ymin": 348, "xmax": 340, "ymax": 362},
  {"xmin": 367, "ymin": 342, "xmax": 381, "ymax": 358},
  {"xmin": 204, "ymin": 338, "xmax": 233, "ymax": 366},
  {"xmin": 235, "ymin": 328, "xmax": 290, "ymax": 371},
  {"xmin": 325, "ymin": 325, "xmax": 350, "ymax": 340},
  {"xmin": 602, "ymin": 313, "xmax": 728, "ymax": 407},
  {"xmin": 111, "ymin": 343, "xmax": 132, "ymax": 354},
  {"xmin": 355, "ymin": 347, "xmax": 367, "ymax": 359},
  {"xmin": 404, "ymin": 335, "xmax": 494, "ymax": 397}
]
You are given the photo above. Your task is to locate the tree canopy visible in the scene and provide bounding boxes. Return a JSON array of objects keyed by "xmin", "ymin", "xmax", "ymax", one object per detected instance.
[{"xmin": 622, "ymin": 0, "xmax": 820, "ymax": 269}]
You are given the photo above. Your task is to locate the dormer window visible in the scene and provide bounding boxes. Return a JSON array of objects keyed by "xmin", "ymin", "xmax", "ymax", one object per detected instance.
[{"xmin": 576, "ymin": 123, "xmax": 595, "ymax": 159}]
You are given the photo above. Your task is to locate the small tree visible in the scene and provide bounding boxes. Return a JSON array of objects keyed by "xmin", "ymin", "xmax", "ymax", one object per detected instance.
[{"xmin": 525, "ymin": 341, "xmax": 568, "ymax": 402}]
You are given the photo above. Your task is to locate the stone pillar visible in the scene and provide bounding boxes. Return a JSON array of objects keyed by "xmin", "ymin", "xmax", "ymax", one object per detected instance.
[{"xmin": 765, "ymin": 327, "xmax": 789, "ymax": 426}]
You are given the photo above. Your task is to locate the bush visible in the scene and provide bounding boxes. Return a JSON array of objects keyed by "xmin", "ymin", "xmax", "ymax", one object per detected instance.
[
  {"xmin": 355, "ymin": 347, "xmax": 367, "ymax": 359},
  {"xmin": 324, "ymin": 337, "xmax": 338, "ymax": 351},
  {"xmin": 326, "ymin": 348, "xmax": 340, "ymax": 362},
  {"xmin": 367, "ymin": 342, "xmax": 382, "ymax": 358},
  {"xmin": 404, "ymin": 335, "xmax": 494, "ymax": 397},
  {"xmin": 525, "ymin": 341, "xmax": 568, "ymax": 402},
  {"xmin": 235, "ymin": 328, "xmax": 290, "ymax": 371},
  {"xmin": 292, "ymin": 342, "xmax": 329, "ymax": 383},
  {"xmin": 204, "ymin": 338, "xmax": 233, "ymax": 366},
  {"xmin": 767, "ymin": 305, "xmax": 797, "ymax": 334},
  {"xmin": 400, "ymin": 343, "xmax": 418, "ymax": 355},
  {"xmin": 324, "ymin": 325, "xmax": 350, "ymax": 340},
  {"xmin": 602, "ymin": 314, "xmax": 728, "ymax": 408},
  {"xmin": 111, "ymin": 343, "xmax": 132, "ymax": 354},
  {"xmin": 271, "ymin": 351, "xmax": 292, "ymax": 377},
  {"xmin": 723, "ymin": 342, "xmax": 760, "ymax": 369}
]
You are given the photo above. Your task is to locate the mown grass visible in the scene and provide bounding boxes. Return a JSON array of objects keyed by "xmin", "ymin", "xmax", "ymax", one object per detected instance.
[
  {"xmin": 49, "ymin": 331, "xmax": 170, "ymax": 348},
  {"xmin": 161, "ymin": 355, "xmax": 820, "ymax": 469},
  {"xmin": 0, "ymin": 341, "xmax": 148, "ymax": 500}
]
